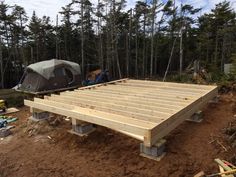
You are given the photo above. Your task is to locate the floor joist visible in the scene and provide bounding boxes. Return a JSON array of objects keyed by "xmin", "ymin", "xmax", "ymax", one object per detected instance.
[{"xmin": 24, "ymin": 79, "xmax": 218, "ymax": 148}]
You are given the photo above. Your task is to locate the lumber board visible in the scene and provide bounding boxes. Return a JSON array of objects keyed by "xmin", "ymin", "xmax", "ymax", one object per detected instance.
[
  {"xmin": 102, "ymin": 84, "xmax": 207, "ymax": 96},
  {"xmin": 0, "ymin": 107, "xmax": 19, "ymax": 115},
  {"xmin": 115, "ymin": 129, "xmax": 144, "ymax": 141},
  {"xmin": 24, "ymin": 79, "xmax": 218, "ymax": 148},
  {"xmin": 80, "ymin": 87, "xmax": 200, "ymax": 100},
  {"xmin": 45, "ymin": 95, "xmax": 167, "ymax": 122},
  {"xmin": 77, "ymin": 78, "xmax": 128, "ymax": 90},
  {"xmin": 87, "ymin": 85, "xmax": 205, "ymax": 98},
  {"xmin": 146, "ymin": 87, "xmax": 218, "ymax": 146},
  {"xmin": 47, "ymin": 94, "xmax": 173, "ymax": 117},
  {"xmin": 59, "ymin": 92, "xmax": 191, "ymax": 112},
  {"xmin": 25, "ymin": 99, "xmax": 154, "ymax": 136},
  {"xmin": 77, "ymin": 89, "xmax": 198, "ymax": 103},
  {"xmin": 129, "ymin": 79, "xmax": 217, "ymax": 90},
  {"xmin": 61, "ymin": 91, "xmax": 191, "ymax": 107},
  {"xmin": 33, "ymin": 98, "xmax": 158, "ymax": 128},
  {"xmin": 47, "ymin": 94, "xmax": 181, "ymax": 112},
  {"xmin": 116, "ymin": 81, "xmax": 213, "ymax": 92}
]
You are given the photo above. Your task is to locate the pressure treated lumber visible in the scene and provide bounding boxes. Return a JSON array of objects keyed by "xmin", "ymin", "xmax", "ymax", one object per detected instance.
[
  {"xmin": 24, "ymin": 79, "xmax": 218, "ymax": 147},
  {"xmin": 24, "ymin": 99, "xmax": 154, "ymax": 137}
]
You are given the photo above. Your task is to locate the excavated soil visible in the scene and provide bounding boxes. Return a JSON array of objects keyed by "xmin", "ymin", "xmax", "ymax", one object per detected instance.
[{"xmin": 0, "ymin": 93, "xmax": 236, "ymax": 177}]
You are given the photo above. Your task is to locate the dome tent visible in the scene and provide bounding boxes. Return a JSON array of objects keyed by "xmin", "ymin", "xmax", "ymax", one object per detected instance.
[{"xmin": 16, "ymin": 59, "xmax": 81, "ymax": 94}]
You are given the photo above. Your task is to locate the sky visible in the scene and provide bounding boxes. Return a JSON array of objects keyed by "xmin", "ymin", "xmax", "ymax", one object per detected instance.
[{"xmin": 1, "ymin": 0, "xmax": 236, "ymax": 24}]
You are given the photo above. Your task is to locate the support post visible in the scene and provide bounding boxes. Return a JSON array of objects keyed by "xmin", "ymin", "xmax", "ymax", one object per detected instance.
[
  {"xmin": 69, "ymin": 118, "xmax": 96, "ymax": 136},
  {"xmin": 140, "ymin": 139, "xmax": 166, "ymax": 161}
]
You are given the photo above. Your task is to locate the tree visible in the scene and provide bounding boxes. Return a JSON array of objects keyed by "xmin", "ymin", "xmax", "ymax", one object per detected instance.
[
  {"xmin": 60, "ymin": 4, "xmax": 73, "ymax": 60},
  {"xmin": 198, "ymin": 1, "xmax": 236, "ymax": 72}
]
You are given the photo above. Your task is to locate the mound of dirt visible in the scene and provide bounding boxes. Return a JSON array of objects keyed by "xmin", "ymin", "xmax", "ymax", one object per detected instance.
[{"xmin": 24, "ymin": 115, "xmax": 66, "ymax": 137}]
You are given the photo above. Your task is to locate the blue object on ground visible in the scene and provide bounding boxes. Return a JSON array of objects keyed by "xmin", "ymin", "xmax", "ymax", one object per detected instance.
[{"xmin": 0, "ymin": 119, "xmax": 8, "ymax": 128}]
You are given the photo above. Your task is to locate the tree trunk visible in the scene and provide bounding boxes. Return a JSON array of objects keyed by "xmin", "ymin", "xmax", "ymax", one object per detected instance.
[
  {"xmin": 20, "ymin": 13, "xmax": 26, "ymax": 65},
  {"xmin": 150, "ymin": 0, "xmax": 157, "ymax": 77},
  {"xmin": 135, "ymin": 25, "xmax": 138, "ymax": 78},
  {"xmin": 81, "ymin": 0, "xmax": 85, "ymax": 78},
  {"xmin": 97, "ymin": 0, "xmax": 103, "ymax": 70},
  {"xmin": 163, "ymin": 37, "xmax": 177, "ymax": 81},
  {"xmin": 0, "ymin": 37, "xmax": 4, "ymax": 88},
  {"xmin": 221, "ymin": 33, "xmax": 226, "ymax": 72},
  {"xmin": 56, "ymin": 14, "xmax": 59, "ymax": 59},
  {"xmin": 214, "ymin": 29, "xmax": 219, "ymax": 64},
  {"xmin": 125, "ymin": 30, "xmax": 129, "ymax": 77},
  {"xmin": 179, "ymin": 3, "xmax": 183, "ymax": 76},
  {"xmin": 142, "ymin": 12, "xmax": 146, "ymax": 77}
]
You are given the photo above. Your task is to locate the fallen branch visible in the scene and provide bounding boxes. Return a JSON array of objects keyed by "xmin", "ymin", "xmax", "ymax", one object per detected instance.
[{"xmin": 216, "ymin": 140, "xmax": 227, "ymax": 151}]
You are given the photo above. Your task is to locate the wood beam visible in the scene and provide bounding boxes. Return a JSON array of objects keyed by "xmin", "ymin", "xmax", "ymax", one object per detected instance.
[
  {"xmin": 61, "ymin": 91, "xmax": 191, "ymax": 107},
  {"xmin": 129, "ymin": 79, "xmax": 217, "ymax": 90},
  {"xmin": 45, "ymin": 96, "xmax": 167, "ymax": 123},
  {"xmin": 47, "ymin": 94, "xmax": 181, "ymax": 113},
  {"xmin": 25, "ymin": 99, "xmax": 154, "ymax": 137},
  {"xmin": 147, "ymin": 87, "xmax": 218, "ymax": 146}
]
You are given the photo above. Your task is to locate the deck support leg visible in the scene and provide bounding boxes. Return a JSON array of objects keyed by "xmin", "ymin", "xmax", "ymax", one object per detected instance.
[
  {"xmin": 140, "ymin": 139, "xmax": 166, "ymax": 161},
  {"xmin": 186, "ymin": 110, "xmax": 203, "ymax": 123},
  {"xmin": 29, "ymin": 108, "xmax": 49, "ymax": 121},
  {"xmin": 69, "ymin": 118, "xmax": 96, "ymax": 136}
]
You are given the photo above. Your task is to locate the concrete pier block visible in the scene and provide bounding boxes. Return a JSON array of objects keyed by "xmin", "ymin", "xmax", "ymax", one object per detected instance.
[
  {"xmin": 69, "ymin": 118, "xmax": 96, "ymax": 136},
  {"xmin": 140, "ymin": 139, "xmax": 166, "ymax": 161},
  {"xmin": 29, "ymin": 108, "xmax": 49, "ymax": 121},
  {"xmin": 209, "ymin": 96, "xmax": 219, "ymax": 104},
  {"xmin": 72, "ymin": 123, "xmax": 94, "ymax": 134},
  {"xmin": 186, "ymin": 110, "xmax": 203, "ymax": 123},
  {"xmin": 29, "ymin": 112, "xmax": 50, "ymax": 121}
]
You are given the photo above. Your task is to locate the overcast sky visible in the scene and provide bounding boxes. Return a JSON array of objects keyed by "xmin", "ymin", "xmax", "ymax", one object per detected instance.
[{"xmin": 2, "ymin": 0, "xmax": 236, "ymax": 25}]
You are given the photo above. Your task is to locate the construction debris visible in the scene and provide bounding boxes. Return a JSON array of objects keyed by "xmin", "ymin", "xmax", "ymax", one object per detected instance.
[
  {"xmin": 0, "ymin": 115, "xmax": 18, "ymax": 137},
  {"xmin": 224, "ymin": 119, "xmax": 236, "ymax": 148},
  {"xmin": 195, "ymin": 159, "xmax": 236, "ymax": 177},
  {"xmin": 0, "ymin": 107, "xmax": 19, "ymax": 116},
  {"xmin": 194, "ymin": 171, "xmax": 205, "ymax": 177}
]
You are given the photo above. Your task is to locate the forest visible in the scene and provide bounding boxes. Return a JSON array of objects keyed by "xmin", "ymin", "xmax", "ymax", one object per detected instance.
[{"xmin": 0, "ymin": 0, "xmax": 235, "ymax": 88}]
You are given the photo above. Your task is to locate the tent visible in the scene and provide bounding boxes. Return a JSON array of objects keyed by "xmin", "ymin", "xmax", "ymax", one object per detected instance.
[{"xmin": 16, "ymin": 59, "xmax": 81, "ymax": 94}]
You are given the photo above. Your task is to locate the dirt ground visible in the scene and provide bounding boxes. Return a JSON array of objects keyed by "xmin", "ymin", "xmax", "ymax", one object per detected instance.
[{"xmin": 0, "ymin": 93, "xmax": 236, "ymax": 177}]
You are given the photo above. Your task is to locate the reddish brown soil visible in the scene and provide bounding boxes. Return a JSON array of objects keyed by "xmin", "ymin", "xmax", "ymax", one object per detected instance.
[{"xmin": 0, "ymin": 93, "xmax": 236, "ymax": 177}]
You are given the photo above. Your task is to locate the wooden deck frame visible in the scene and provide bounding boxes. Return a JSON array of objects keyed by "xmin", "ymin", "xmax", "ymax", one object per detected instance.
[{"xmin": 24, "ymin": 79, "xmax": 218, "ymax": 147}]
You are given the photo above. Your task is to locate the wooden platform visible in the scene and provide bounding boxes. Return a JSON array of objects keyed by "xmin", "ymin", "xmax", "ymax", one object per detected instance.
[{"xmin": 24, "ymin": 79, "xmax": 218, "ymax": 147}]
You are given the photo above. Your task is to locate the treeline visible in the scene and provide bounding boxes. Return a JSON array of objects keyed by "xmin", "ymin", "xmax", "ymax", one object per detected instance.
[{"xmin": 0, "ymin": 0, "xmax": 235, "ymax": 88}]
